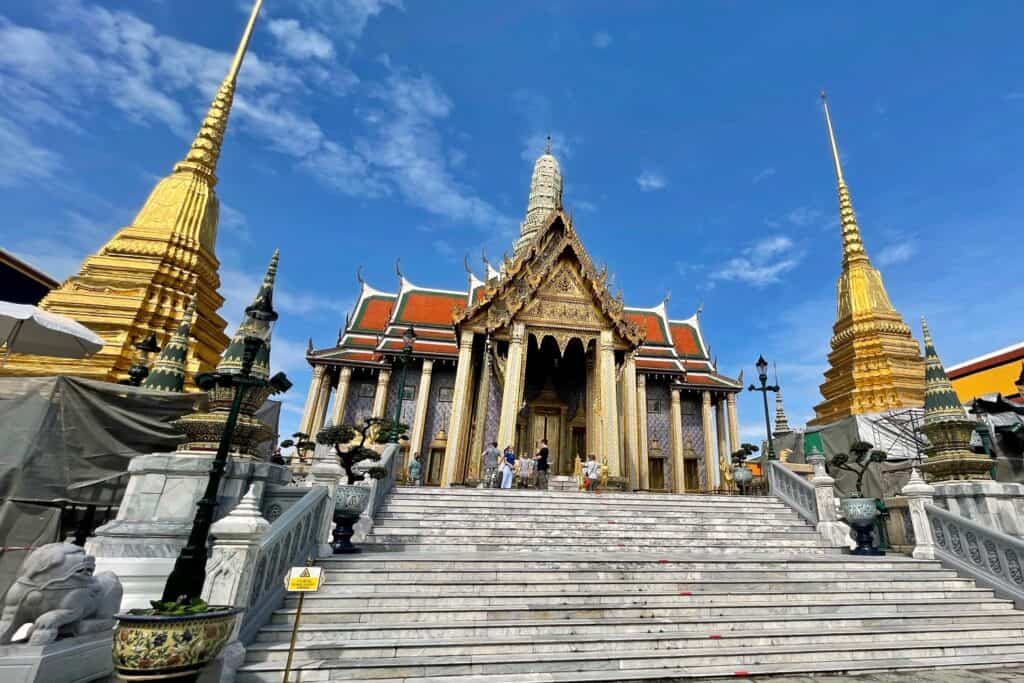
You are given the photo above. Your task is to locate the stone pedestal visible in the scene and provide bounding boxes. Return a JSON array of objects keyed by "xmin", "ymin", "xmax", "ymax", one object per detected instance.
[
  {"xmin": 932, "ymin": 480, "xmax": 1024, "ymax": 538},
  {"xmin": 0, "ymin": 631, "xmax": 112, "ymax": 683},
  {"xmin": 86, "ymin": 451, "xmax": 288, "ymax": 608}
]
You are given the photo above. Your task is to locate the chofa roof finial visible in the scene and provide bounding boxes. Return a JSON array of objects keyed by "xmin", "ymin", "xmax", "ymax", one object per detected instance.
[
  {"xmin": 395, "ymin": 257, "xmax": 403, "ymax": 280},
  {"xmin": 355, "ymin": 265, "xmax": 364, "ymax": 286}
]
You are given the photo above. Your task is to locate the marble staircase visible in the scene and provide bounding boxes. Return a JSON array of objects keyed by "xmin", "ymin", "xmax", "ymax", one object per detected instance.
[{"xmin": 236, "ymin": 487, "xmax": 1024, "ymax": 682}]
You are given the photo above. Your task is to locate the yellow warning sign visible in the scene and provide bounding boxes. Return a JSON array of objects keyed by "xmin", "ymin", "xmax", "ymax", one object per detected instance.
[{"xmin": 285, "ymin": 566, "xmax": 324, "ymax": 592}]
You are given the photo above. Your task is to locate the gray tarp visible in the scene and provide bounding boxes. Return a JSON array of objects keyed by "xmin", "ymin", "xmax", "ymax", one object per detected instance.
[{"xmin": 0, "ymin": 376, "xmax": 281, "ymax": 594}]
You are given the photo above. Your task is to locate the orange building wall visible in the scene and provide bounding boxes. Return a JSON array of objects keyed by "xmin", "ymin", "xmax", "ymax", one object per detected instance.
[{"xmin": 950, "ymin": 362, "xmax": 1022, "ymax": 403}]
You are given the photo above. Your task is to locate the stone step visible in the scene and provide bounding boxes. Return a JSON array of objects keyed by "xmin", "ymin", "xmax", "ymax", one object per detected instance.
[
  {"xmin": 382, "ymin": 498, "xmax": 793, "ymax": 513},
  {"xmin": 235, "ymin": 638, "xmax": 1024, "ymax": 680},
  {"xmin": 372, "ymin": 514, "xmax": 811, "ymax": 530},
  {"xmin": 312, "ymin": 577, "xmax": 974, "ymax": 595},
  {"xmin": 245, "ymin": 623, "xmax": 1024, "ymax": 663},
  {"xmin": 280, "ymin": 587, "xmax": 996, "ymax": 610},
  {"xmin": 359, "ymin": 540, "xmax": 835, "ymax": 554},
  {"xmin": 254, "ymin": 610, "xmax": 1024, "ymax": 643},
  {"xmin": 269, "ymin": 596, "xmax": 1014, "ymax": 626},
  {"xmin": 369, "ymin": 526, "xmax": 820, "ymax": 541},
  {"xmin": 390, "ymin": 487, "xmax": 779, "ymax": 504}
]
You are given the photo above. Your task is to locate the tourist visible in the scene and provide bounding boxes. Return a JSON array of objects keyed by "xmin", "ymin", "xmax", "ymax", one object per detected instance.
[
  {"xmin": 500, "ymin": 445, "xmax": 515, "ymax": 489},
  {"xmin": 408, "ymin": 452, "xmax": 423, "ymax": 486},
  {"xmin": 517, "ymin": 452, "xmax": 535, "ymax": 488},
  {"xmin": 534, "ymin": 439, "xmax": 550, "ymax": 490},
  {"xmin": 481, "ymin": 441, "xmax": 501, "ymax": 488},
  {"xmin": 583, "ymin": 454, "xmax": 599, "ymax": 491}
]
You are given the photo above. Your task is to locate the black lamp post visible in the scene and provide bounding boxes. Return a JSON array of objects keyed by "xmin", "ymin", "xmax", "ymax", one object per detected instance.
[
  {"xmin": 747, "ymin": 355, "xmax": 780, "ymax": 461},
  {"xmin": 125, "ymin": 333, "xmax": 161, "ymax": 386},
  {"xmin": 390, "ymin": 326, "xmax": 416, "ymax": 437},
  {"xmin": 160, "ymin": 307, "xmax": 291, "ymax": 604}
]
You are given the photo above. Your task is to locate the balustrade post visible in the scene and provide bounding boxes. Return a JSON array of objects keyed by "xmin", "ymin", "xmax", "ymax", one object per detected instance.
[
  {"xmin": 902, "ymin": 466, "xmax": 937, "ymax": 560},
  {"xmin": 310, "ymin": 442, "xmax": 344, "ymax": 556},
  {"xmin": 807, "ymin": 449, "xmax": 854, "ymax": 549},
  {"xmin": 200, "ymin": 488, "xmax": 268, "ymax": 683}
]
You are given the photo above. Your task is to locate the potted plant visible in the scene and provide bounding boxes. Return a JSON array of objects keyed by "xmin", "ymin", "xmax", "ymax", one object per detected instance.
[
  {"xmin": 113, "ymin": 598, "xmax": 241, "ymax": 682},
  {"xmin": 831, "ymin": 440, "xmax": 887, "ymax": 555},
  {"xmin": 730, "ymin": 443, "xmax": 759, "ymax": 493},
  {"xmin": 317, "ymin": 417, "xmax": 408, "ymax": 553}
]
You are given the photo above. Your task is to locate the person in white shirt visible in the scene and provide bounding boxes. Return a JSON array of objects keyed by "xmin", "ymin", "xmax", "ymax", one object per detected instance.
[{"xmin": 583, "ymin": 454, "xmax": 599, "ymax": 492}]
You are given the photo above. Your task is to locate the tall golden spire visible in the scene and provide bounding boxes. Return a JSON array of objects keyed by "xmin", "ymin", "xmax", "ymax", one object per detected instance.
[
  {"xmin": 0, "ymin": 2, "xmax": 265, "ymax": 386},
  {"xmin": 810, "ymin": 92, "xmax": 924, "ymax": 426},
  {"xmin": 176, "ymin": 0, "xmax": 263, "ymax": 182},
  {"xmin": 820, "ymin": 91, "xmax": 869, "ymax": 266}
]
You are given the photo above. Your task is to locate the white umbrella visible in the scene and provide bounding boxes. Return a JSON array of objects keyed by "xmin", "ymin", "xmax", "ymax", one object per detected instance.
[{"xmin": 0, "ymin": 301, "xmax": 105, "ymax": 362}]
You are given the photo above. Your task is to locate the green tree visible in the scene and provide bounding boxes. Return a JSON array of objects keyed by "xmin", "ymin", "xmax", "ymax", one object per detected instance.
[
  {"xmin": 830, "ymin": 440, "xmax": 887, "ymax": 497},
  {"xmin": 316, "ymin": 417, "xmax": 408, "ymax": 484}
]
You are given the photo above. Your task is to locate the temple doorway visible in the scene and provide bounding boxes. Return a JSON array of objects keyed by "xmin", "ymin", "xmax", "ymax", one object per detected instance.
[{"xmin": 517, "ymin": 334, "xmax": 587, "ymax": 474}]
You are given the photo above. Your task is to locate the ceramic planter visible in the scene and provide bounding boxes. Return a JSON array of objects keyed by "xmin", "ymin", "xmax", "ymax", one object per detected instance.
[
  {"xmin": 732, "ymin": 465, "xmax": 754, "ymax": 490},
  {"xmin": 841, "ymin": 496, "xmax": 884, "ymax": 556},
  {"xmin": 113, "ymin": 607, "xmax": 241, "ymax": 681},
  {"xmin": 332, "ymin": 484, "xmax": 372, "ymax": 554}
]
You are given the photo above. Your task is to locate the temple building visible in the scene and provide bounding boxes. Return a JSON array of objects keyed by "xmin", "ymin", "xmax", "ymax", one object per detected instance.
[
  {"xmin": 300, "ymin": 146, "xmax": 742, "ymax": 492},
  {"xmin": 0, "ymin": 1, "xmax": 266, "ymax": 384},
  {"xmin": 810, "ymin": 94, "xmax": 925, "ymax": 426},
  {"xmin": 947, "ymin": 341, "xmax": 1024, "ymax": 405}
]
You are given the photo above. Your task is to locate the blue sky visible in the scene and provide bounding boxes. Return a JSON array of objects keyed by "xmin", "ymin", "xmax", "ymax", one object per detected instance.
[{"xmin": 1, "ymin": 1, "xmax": 1022, "ymax": 442}]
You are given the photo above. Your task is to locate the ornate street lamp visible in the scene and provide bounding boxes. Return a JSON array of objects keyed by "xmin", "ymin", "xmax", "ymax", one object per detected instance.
[
  {"xmin": 124, "ymin": 333, "xmax": 161, "ymax": 386},
  {"xmin": 160, "ymin": 292, "xmax": 291, "ymax": 604},
  {"xmin": 748, "ymin": 355, "xmax": 780, "ymax": 461},
  {"xmin": 390, "ymin": 326, "xmax": 416, "ymax": 437}
]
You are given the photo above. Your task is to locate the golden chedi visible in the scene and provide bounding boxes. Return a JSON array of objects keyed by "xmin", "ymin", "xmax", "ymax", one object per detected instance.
[
  {"xmin": 0, "ymin": 1, "xmax": 266, "ymax": 386},
  {"xmin": 810, "ymin": 93, "xmax": 925, "ymax": 425}
]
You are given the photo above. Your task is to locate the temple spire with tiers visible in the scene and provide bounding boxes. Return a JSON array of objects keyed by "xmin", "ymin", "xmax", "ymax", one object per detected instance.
[
  {"xmin": 809, "ymin": 93, "xmax": 925, "ymax": 426},
  {"xmin": 141, "ymin": 296, "xmax": 196, "ymax": 393},
  {"xmin": 514, "ymin": 136, "xmax": 563, "ymax": 255},
  {"xmin": 0, "ymin": 0, "xmax": 264, "ymax": 386}
]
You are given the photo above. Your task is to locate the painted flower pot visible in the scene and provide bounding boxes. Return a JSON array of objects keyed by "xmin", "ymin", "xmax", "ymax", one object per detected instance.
[
  {"xmin": 113, "ymin": 607, "xmax": 241, "ymax": 681},
  {"xmin": 841, "ymin": 497, "xmax": 883, "ymax": 556},
  {"xmin": 332, "ymin": 484, "xmax": 372, "ymax": 554}
]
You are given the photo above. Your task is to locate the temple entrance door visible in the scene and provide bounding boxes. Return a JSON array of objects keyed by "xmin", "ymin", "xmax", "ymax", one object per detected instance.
[
  {"xmin": 529, "ymin": 406, "xmax": 562, "ymax": 464},
  {"xmin": 570, "ymin": 427, "xmax": 586, "ymax": 475}
]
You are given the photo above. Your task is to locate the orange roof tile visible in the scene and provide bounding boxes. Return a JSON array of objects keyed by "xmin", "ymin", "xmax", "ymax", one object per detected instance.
[
  {"xmin": 670, "ymin": 322, "xmax": 705, "ymax": 358},
  {"xmin": 352, "ymin": 296, "xmax": 395, "ymax": 332},
  {"xmin": 626, "ymin": 310, "xmax": 670, "ymax": 345},
  {"xmin": 636, "ymin": 358, "xmax": 678, "ymax": 370},
  {"xmin": 396, "ymin": 291, "xmax": 465, "ymax": 327}
]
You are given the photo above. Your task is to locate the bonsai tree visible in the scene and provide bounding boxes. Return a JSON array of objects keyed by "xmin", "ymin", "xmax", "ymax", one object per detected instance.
[
  {"xmin": 317, "ymin": 417, "xmax": 408, "ymax": 484},
  {"xmin": 731, "ymin": 443, "xmax": 759, "ymax": 467},
  {"xmin": 281, "ymin": 431, "xmax": 315, "ymax": 464},
  {"xmin": 830, "ymin": 440, "xmax": 887, "ymax": 497}
]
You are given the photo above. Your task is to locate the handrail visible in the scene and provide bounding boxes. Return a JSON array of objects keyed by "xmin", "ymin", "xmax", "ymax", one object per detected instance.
[
  {"xmin": 353, "ymin": 442, "xmax": 400, "ymax": 542},
  {"xmin": 766, "ymin": 461, "xmax": 818, "ymax": 526},
  {"xmin": 239, "ymin": 485, "xmax": 328, "ymax": 643},
  {"xmin": 925, "ymin": 502, "xmax": 1024, "ymax": 608}
]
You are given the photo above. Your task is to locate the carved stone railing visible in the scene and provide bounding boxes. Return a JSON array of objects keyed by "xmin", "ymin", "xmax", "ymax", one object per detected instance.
[
  {"xmin": 236, "ymin": 486, "xmax": 328, "ymax": 643},
  {"xmin": 926, "ymin": 502, "xmax": 1024, "ymax": 608},
  {"xmin": 353, "ymin": 443, "xmax": 400, "ymax": 543},
  {"xmin": 767, "ymin": 461, "xmax": 818, "ymax": 525}
]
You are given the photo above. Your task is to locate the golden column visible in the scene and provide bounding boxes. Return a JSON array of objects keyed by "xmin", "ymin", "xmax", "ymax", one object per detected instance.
[
  {"xmin": 370, "ymin": 367, "xmax": 392, "ymax": 419},
  {"xmin": 622, "ymin": 353, "xmax": 640, "ymax": 490},
  {"xmin": 496, "ymin": 323, "xmax": 526, "ymax": 451},
  {"xmin": 810, "ymin": 93, "xmax": 923, "ymax": 425},
  {"xmin": 669, "ymin": 384, "xmax": 686, "ymax": 493},
  {"xmin": 727, "ymin": 393, "xmax": 741, "ymax": 455},
  {"xmin": 329, "ymin": 366, "xmax": 353, "ymax": 425},
  {"xmin": 1, "ymin": 1, "xmax": 267, "ymax": 384},
  {"xmin": 598, "ymin": 330, "xmax": 621, "ymax": 477},
  {"xmin": 636, "ymin": 372, "xmax": 650, "ymax": 490},
  {"xmin": 409, "ymin": 359, "xmax": 434, "ymax": 458},
  {"xmin": 585, "ymin": 355, "xmax": 599, "ymax": 458},
  {"xmin": 701, "ymin": 391, "xmax": 715, "ymax": 491},
  {"xmin": 715, "ymin": 397, "xmax": 728, "ymax": 491},
  {"xmin": 442, "ymin": 330, "xmax": 476, "ymax": 486},
  {"xmin": 468, "ymin": 338, "xmax": 492, "ymax": 480},
  {"xmin": 298, "ymin": 364, "xmax": 326, "ymax": 435},
  {"xmin": 309, "ymin": 371, "xmax": 333, "ymax": 435}
]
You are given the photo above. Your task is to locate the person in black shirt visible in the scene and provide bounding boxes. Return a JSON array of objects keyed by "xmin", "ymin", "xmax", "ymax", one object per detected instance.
[{"xmin": 535, "ymin": 439, "xmax": 550, "ymax": 490}]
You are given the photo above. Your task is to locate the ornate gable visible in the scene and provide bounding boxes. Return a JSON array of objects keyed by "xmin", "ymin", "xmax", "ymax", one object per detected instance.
[{"xmin": 456, "ymin": 211, "xmax": 644, "ymax": 347}]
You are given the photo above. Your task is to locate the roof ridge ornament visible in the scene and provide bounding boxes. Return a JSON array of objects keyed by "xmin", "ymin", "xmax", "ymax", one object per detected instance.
[
  {"xmin": 356, "ymin": 264, "xmax": 364, "ymax": 286},
  {"xmin": 395, "ymin": 257, "xmax": 403, "ymax": 280}
]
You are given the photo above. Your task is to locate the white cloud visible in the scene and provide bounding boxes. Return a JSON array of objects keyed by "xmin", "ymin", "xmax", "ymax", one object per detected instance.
[
  {"xmin": 294, "ymin": 0, "xmax": 402, "ymax": 43},
  {"xmin": 636, "ymin": 170, "xmax": 667, "ymax": 191},
  {"xmin": 219, "ymin": 266, "xmax": 350, "ymax": 323},
  {"xmin": 574, "ymin": 199, "xmax": 598, "ymax": 213},
  {"xmin": 592, "ymin": 31, "xmax": 612, "ymax": 49},
  {"xmin": 520, "ymin": 131, "xmax": 572, "ymax": 163},
  {"xmin": 752, "ymin": 167, "xmax": 776, "ymax": 183},
  {"xmin": 877, "ymin": 241, "xmax": 917, "ymax": 266},
  {"xmin": 0, "ymin": 117, "xmax": 60, "ymax": 186},
  {"xmin": 785, "ymin": 206, "xmax": 823, "ymax": 227},
  {"xmin": 711, "ymin": 235, "xmax": 803, "ymax": 287},
  {"xmin": 267, "ymin": 18, "xmax": 335, "ymax": 61}
]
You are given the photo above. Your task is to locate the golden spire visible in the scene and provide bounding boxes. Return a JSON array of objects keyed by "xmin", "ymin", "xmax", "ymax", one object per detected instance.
[
  {"xmin": 820, "ymin": 91, "xmax": 869, "ymax": 266},
  {"xmin": 174, "ymin": 0, "xmax": 263, "ymax": 183}
]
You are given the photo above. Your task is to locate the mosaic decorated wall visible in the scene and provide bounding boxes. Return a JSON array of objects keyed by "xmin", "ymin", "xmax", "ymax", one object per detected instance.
[
  {"xmin": 343, "ymin": 373, "xmax": 378, "ymax": 426},
  {"xmin": 645, "ymin": 379, "xmax": 672, "ymax": 488},
  {"xmin": 681, "ymin": 395, "xmax": 706, "ymax": 488},
  {"xmin": 420, "ymin": 365, "xmax": 457, "ymax": 456},
  {"xmin": 384, "ymin": 363, "xmax": 422, "ymax": 428}
]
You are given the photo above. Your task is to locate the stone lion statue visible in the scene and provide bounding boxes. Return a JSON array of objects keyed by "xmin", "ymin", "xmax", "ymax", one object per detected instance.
[{"xmin": 0, "ymin": 543, "xmax": 122, "ymax": 645}]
